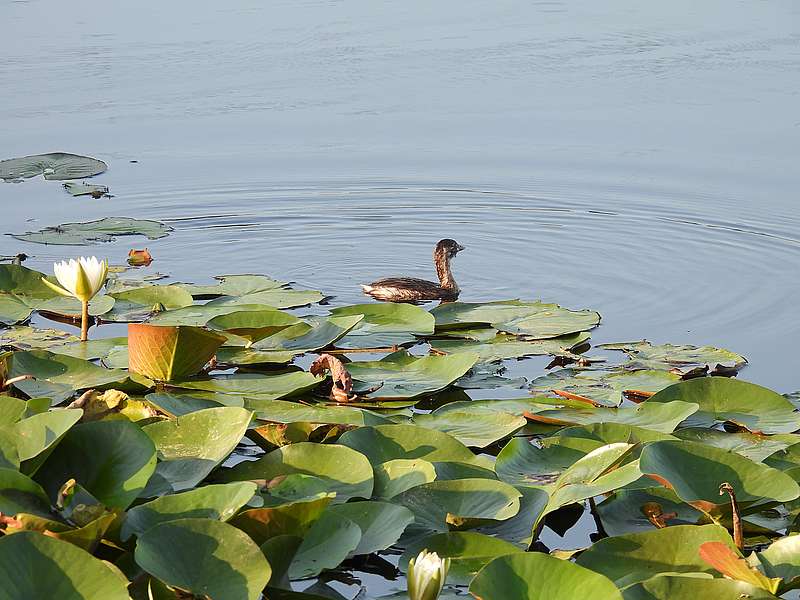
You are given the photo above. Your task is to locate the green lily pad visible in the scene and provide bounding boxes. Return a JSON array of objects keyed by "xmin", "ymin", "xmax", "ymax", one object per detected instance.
[
  {"xmin": 135, "ymin": 518, "xmax": 271, "ymax": 600},
  {"xmin": 347, "ymin": 350, "xmax": 478, "ymax": 399},
  {"xmin": 647, "ymin": 377, "xmax": 800, "ymax": 434},
  {"xmin": 329, "ymin": 500, "xmax": 415, "ymax": 555},
  {"xmin": 122, "ymin": 482, "xmax": 258, "ymax": 540},
  {"xmin": 535, "ymin": 443, "xmax": 642, "ymax": 527},
  {"xmin": 600, "ymin": 340, "xmax": 747, "ymax": 370},
  {"xmin": 250, "ymin": 315, "xmax": 364, "ymax": 354},
  {"xmin": 145, "ymin": 392, "xmax": 243, "ymax": 416},
  {"xmin": 208, "ymin": 287, "xmax": 323, "ymax": 309},
  {"xmin": 752, "ymin": 534, "xmax": 800, "ymax": 593},
  {"xmin": 595, "ymin": 487, "xmax": 704, "ymax": 537},
  {"xmin": 470, "ymin": 552, "xmax": 623, "ymax": 600},
  {"xmin": 394, "ymin": 478, "xmax": 521, "ymax": 541},
  {"xmin": 430, "ymin": 331, "xmax": 590, "ymax": 362},
  {"xmin": 432, "ymin": 300, "xmax": 601, "ymax": 339},
  {"xmin": 674, "ymin": 427, "xmax": 792, "ymax": 462},
  {"xmin": 530, "ymin": 369, "xmax": 682, "ymax": 407},
  {"xmin": 109, "ymin": 284, "xmax": 193, "ymax": 309},
  {"xmin": 623, "ymin": 575, "xmax": 779, "ymax": 600},
  {"xmin": 330, "ymin": 303, "xmax": 435, "ymax": 349},
  {"xmin": 14, "ymin": 408, "xmax": 83, "ymax": 474},
  {"xmin": 372, "ymin": 458, "xmax": 438, "ymax": 499},
  {"xmin": 142, "ymin": 407, "xmax": 253, "ymax": 493},
  {"xmin": 183, "ymin": 274, "xmax": 288, "ymax": 298},
  {"xmin": 62, "ymin": 181, "xmax": 109, "ymax": 197},
  {"xmin": 208, "ymin": 309, "xmax": 302, "ymax": 344},
  {"xmin": 35, "ymin": 419, "xmax": 157, "ymax": 509},
  {"xmin": 248, "ymin": 399, "xmax": 392, "ymax": 426},
  {"xmin": 0, "ymin": 152, "xmax": 107, "ymax": 182},
  {"xmin": 0, "ymin": 468, "xmax": 53, "ymax": 517},
  {"xmin": 231, "ymin": 494, "xmax": 333, "ymax": 544},
  {"xmin": 639, "ymin": 439, "xmax": 800, "ymax": 507},
  {"xmin": 339, "ymin": 424, "xmax": 478, "ymax": 465},
  {"xmin": 289, "ymin": 511, "xmax": 361, "ymax": 579},
  {"xmin": 147, "ymin": 303, "xmax": 279, "ymax": 327},
  {"xmin": 401, "ymin": 531, "xmax": 523, "ymax": 584},
  {"xmin": 526, "ymin": 401, "xmax": 699, "ymax": 434},
  {"xmin": 170, "ymin": 371, "xmax": 321, "ymax": 401},
  {"xmin": 0, "ymin": 531, "xmax": 130, "ymax": 599},
  {"xmin": 217, "ymin": 442, "xmax": 373, "ymax": 502},
  {"xmin": 412, "ymin": 410, "xmax": 526, "ymax": 447},
  {"xmin": 576, "ymin": 524, "xmax": 737, "ymax": 587},
  {"xmin": 496, "ymin": 438, "xmax": 587, "ymax": 488},
  {"xmin": 11, "ymin": 216, "xmax": 172, "ymax": 245}
]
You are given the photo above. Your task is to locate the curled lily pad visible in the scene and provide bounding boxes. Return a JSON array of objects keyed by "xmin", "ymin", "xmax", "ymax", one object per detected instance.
[
  {"xmin": 135, "ymin": 518, "xmax": 271, "ymax": 600},
  {"xmin": 11, "ymin": 217, "xmax": 172, "ymax": 245},
  {"xmin": 347, "ymin": 350, "xmax": 478, "ymax": 399},
  {"xmin": 0, "ymin": 152, "xmax": 107, "ymax": 182},
  {"xmin": 128, "ymin": 324, "xmax": 226, "ymax": 381},
  {"xmin": 470, "ymin": 551, "xmax": 623, "ymax": 600}
]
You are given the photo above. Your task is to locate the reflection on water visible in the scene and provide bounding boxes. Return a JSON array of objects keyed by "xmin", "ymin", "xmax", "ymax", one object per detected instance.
[{"xmin": 1, "ymin": 0, "xmax": 800, "ymax": 595}]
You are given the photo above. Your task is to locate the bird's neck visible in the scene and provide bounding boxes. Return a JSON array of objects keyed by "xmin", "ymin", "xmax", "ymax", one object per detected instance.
[{"xmin": 435, "ymin": 253, "xmax": 458, "ymax": 291}]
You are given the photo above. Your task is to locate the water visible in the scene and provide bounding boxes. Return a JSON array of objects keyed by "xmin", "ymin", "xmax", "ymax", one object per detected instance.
[{"xmin": 1, "ymin": 1, "xmax": 800, "ymax": 592}]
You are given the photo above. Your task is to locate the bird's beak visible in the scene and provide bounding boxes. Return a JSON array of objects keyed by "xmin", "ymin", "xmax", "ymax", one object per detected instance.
[{"xmin": 456, "ymin": 244, "xmax": 466, "ymax": 252}]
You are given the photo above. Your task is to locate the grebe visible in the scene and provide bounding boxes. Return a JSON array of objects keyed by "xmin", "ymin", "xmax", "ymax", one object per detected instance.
[{"xmin": 361, "ymin": 239, "xmax": 465, "ymax": 302}]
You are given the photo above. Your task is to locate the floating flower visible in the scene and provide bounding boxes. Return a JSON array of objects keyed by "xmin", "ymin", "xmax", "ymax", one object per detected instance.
[
  {"xmin": 407, "ymin": 549, "xmax": 450, "ymax": 600},
  {"xmin": 127, "ymin": 248, "xmax": 153, "ymax": 267},
  {"xmin": 42, "ymin": 256, "xmax": 108, "ymax": 341}
]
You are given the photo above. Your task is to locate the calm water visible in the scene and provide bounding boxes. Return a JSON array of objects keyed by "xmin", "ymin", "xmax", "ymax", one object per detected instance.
[{"xmin": 1, "ymin": 2, "xmax": 800, "ymax": 593}]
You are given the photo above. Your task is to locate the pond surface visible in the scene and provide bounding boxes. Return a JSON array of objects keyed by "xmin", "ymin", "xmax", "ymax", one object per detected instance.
[{"xmin": 1, "ymin": 2, "xmax": 800, "ymax": 594}]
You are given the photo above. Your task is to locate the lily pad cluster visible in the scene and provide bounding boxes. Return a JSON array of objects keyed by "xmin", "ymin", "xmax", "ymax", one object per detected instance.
[{"xmin": 2, "ymin": 264, "xmax": 799, "ymax": 600}]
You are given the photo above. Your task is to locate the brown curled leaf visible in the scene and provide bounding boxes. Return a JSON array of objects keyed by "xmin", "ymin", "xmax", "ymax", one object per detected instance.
[
  {"xmin": 127, "ymin": 248, "xmax": 153, "ymax": 267},
  {"xmin": 310, "ymin": 353, "xmax": 357, "ymax": 403}
]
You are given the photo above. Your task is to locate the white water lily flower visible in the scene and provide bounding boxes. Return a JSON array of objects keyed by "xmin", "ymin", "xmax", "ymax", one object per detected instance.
[
  {"xmin": 407, "ymin": 549, "xmax": 450, "ymax": 600},
  {"xmin": 42, "ymin": 256, "xmax": 108, "ymax": 303}
]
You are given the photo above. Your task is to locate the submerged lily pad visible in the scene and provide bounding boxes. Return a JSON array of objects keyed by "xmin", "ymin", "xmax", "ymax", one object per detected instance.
[
  {"xmin": 599, "ymin": 340, "xmax": 747, "ymax": 370},
  {"xmin": 11, "ymin": 217, "xmax": 172, "ymax": 245},
  {"xmin": 0, "ymin": 152, "xmax": 107, "ymax": 182},
  {"xmin": 430, "ymin": 331, "xmax": 590, "ymax": 362},
  {"xmin": 63, "ymin": 182, "xmax": 109, "ymax": 198}
]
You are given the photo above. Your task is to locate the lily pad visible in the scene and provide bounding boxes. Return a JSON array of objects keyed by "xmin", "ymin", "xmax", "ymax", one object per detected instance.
[
  {"xmin": 63, "ymin": 182, "xmax": 109, "ymax": 197},
  {"xmin": 12, "ymin": 216, "xmax": 172, "ymax": 245},
  {"xmin": 347, "ymin": 350, "xmax": 478, "ymax": 399},
  {"xmin": 430, "ymin": 332, "xmax": 590, "ymax": 362},
  {"xmin": 0, "ymin": 468, "xmax": 53, "ymax": 517},
  {"xmin": 208, "ymin": 287, "xmax": 324, "ymax": 309},
  {"xmin": 623, "ymin": 575, "xmax": 779, "ymax": 600},
  {"xmin": 183, "ymin": 274, "xmax": 288, "ymax": 298},
  {"xmin": 0, "ymin": 152, "xmax": 107, "ymax": 182},
  {"xmin": 35, "ymin": 419, "xmax": 157, "ymax": 509},
  {"xmin": 329, "ymin": 500, "xmax": 415, "ymax": 555},
  {"xmin": 142, "ymin": 407, "xmax": 253, "ymax": 493},
  {"xmin": 122, "ymin": 481, "xmax": 258, "ymax": 540},
  {"xmin": 208, "ymin": 310, "xmax": 302, "ymax": 344},
  {"xmin": 339, "ymin": 424, "xmax": 478, "ymax": 465},
  {"xmin": 170, "ymin": 371, "xmax": 322, "ymax": 401},
  {"xmin": 525, "ymin": 401, "xmax": 699, "ymax": 434},
  {"xmin": 639, "ymin": 439, "xmax": 800, "ymax": 507},
  {"xmin": 600, "ymin": 340, "xmax": 747, "ymax": 370},
  {"xmin": 470, "ymin": 551, "xmax": 623, "ymax": 600},
  {"xmin": 248, "ymin": 399, "xmax": 392, "ymax": 427},
  {"xmin": 128, "ymin": 324, "xmax": 226, "ymax": 381},
  {"xmin": 330, "ymin": 303, "xmax": 435, "ymax": 349},
  {"xmin": 432, "ymin": 300, "xmax": 601, "ymax": 339},
  {"xmin": 412, "ymin": 410, "xmax": 527, "ymax": 447},
  {"xmin": 372, "ymin": 458, "xmax": 438, "ymax": 499},
  {"xmin": 576, "ymin": 524, "xmax": 737, "ymax": 587},
  {"xmin": 647, "ymin": 377, "xmax": 800, "ymax": 434},
  {"xmin": 135, "ymin": 518, "xmax": 271, "ymax": 600},
  {"xmin": 14, "ymin": 408, "xmax": 83, "ymax": 474},
  {"xmin": 216, "ymin": 442, "xmax": 374, "ymax": 502},
  {"xmin": 401, "ymin": 531, "xmax": 523, "ymax": 584},
  {"xmin": 0, "ymin": 532, "xmax": 130, "ymax": 599},
  {"xmin": 289, "ymin": 511, "xmax": 361, "ymax": 579}
]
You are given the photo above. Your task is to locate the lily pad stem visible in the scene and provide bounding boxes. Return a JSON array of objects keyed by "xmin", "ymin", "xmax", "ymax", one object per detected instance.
[
  {"xmin": 719, "ymin": 482, "xmax": 743, "ymax": 549},
  {"xmin": 80, "ymin": 300, "xmax": 89, "ymax": 341}
]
